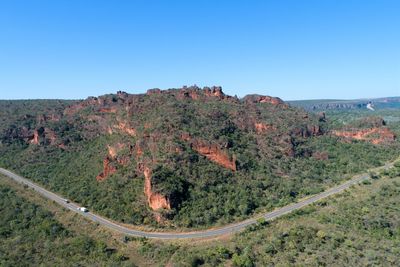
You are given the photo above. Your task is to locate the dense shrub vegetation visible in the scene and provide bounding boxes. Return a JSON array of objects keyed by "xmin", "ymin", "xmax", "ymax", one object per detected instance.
[
  {"xmin": 0, "ymin": 91, "xmax": 399, "ymax": 229},
  {"xmin": 1, "ymin": 164, "xmax": 400, "ymax": 266},
  {"xmin": 0, "ymin": 183, "xmax": 127, "ymax": 266},
  {"xmin": 146, "ymin": 164, "xmax": 400, "ymax": 266},
  {"xmin": 1, "ymin": 95, "xmax": 400, "ymax": 266}
]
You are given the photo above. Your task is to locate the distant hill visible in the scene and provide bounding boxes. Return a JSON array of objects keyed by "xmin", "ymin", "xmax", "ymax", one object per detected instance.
[{"xmin": 289, "ymin": 97, "xmax": 400, "ymax": 111}]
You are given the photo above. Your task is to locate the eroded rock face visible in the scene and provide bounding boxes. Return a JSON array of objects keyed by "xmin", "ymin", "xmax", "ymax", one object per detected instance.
[
  {"xmin": 177, "ymin": 89, "xmax": 200, "ymax": 100},
  {"xmin": 96, "ymin": 143, "xmax": 132, "ymax": 181},
  {"xmin": 146, "ymin": 88, "xmax": 162, "ymax": 95},
  {"xmin": 96, "ymin": 157, "xmax": 117, "ymax": 181},
  {"xmin": 181, "ymin": 134, "xmax": 236, "ymax": 170},
  {"xmin": 173, "ymin": 86, "xmax": 240, "ymax": 103},
  {"xmin": 192, "ymin": 140, "xmax": 236, "ymax": 171},
  {"xmin": 332, "ymin": 127, "xmax": 396, "ymax": 144},
  {"xmin": 243, "ymin": 94, "xmax": 285, "ymax": 105},
  {"xmin": 117, "ymin": 90, "xmax": 128, "ymax": 99},
  {"xmin": 30, "ymin": 128, "xmax": 43, "ymax": 144},
  {"xmin": 204, "ymin": 86, "xmax": 225, "ymax": 99},
  {"xmin": 28, "ymin": 127, "xmax": 58, "ymax": 146},
  {"xmin": 144, "ymin": 167, "xmax": 171, "ymax": 210},
  {"xmin": 1, "ymin": 125, "xmax": 64, "ymax": 147},
  {"xmin": 64, "ymin": 93, "xmax": 131, "ymax": 117}
]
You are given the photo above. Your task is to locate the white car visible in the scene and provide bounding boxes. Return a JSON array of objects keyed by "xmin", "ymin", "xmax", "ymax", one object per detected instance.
[{"xmin": 77, "ymin": 207, "xmax": 88, "ymax": 212}]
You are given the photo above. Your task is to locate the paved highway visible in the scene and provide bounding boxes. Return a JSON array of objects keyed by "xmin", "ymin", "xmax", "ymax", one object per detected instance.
[{"xmin": 0, "ymin": 163, "xmax": 394, "ymax": 239}]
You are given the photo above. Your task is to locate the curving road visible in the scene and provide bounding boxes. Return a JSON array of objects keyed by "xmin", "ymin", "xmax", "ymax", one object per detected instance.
[{"xmin": 0, "ymin": 163, "xmax": 394, "ymax": 239}]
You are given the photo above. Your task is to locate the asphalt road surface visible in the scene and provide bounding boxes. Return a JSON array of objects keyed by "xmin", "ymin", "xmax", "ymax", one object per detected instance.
[{"xmin": 0, "ymin": 163, "xmax": 394, "ymax": 239}]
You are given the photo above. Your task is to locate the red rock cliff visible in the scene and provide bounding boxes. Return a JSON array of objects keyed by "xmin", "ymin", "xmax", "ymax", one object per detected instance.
[
  {"xmin": 181, "ymin": 134, "xmax": 237, "ymax": 171},
  {"xmin": 29, "ymin": 127, "xmax": 59, "ymax": 146},
  {"xmin": 144, "ymin": 167, "xmax": 171, "ymax": 210},
  {"xmin": 96, "ymin": 157, "xmax": 117, "ymax": 181},
  {"xmin": 243, "ymin": 94, "xmax": 285, "ymax": 105},
  {"xmin": 30, "ymin": 129, "xmax": 42, "ymax": 145},
  {"xmin": 192, "ymin": 140, "xmax": 237, "ymax": 171},
  {"xmin": 204, "ymin": 86, "xmax": 225, "ymax": 99},
  {"xmin": 332, "ymin": 127, "xmax": 396, "ymax": 144}
]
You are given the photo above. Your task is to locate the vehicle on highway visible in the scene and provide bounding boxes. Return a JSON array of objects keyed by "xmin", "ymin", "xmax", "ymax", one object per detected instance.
[
  {"xmin": 77, "ymin": 207, "xmax": 88, "ymax": 212},
  {"xmin": 63, "ymin": 198, "xmax": 70, "ymax": 203}
]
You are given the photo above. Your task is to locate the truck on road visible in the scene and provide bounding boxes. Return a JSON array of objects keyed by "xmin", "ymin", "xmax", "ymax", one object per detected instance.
[{"xmin": 77, "ymin": 207, "xmax": 88, "ymax": 212}]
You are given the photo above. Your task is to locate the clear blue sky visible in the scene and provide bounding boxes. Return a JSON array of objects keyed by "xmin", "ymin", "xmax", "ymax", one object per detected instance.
[{"xmin": 0, "ymin": 0, "xmax": 399, "ymax": 100}]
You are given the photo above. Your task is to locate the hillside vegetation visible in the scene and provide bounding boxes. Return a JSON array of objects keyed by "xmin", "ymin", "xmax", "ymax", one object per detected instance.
[{"xmin": 0, "ymin": 87, "xmax": 399, "ymax": 228}]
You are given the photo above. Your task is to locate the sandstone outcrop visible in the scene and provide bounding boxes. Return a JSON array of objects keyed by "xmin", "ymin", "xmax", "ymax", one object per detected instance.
[
  {"xmin": 181, "ymin": 133, "xmax": 236, "ymax": 171},
  {"xmin": 204, "ymin": 86, "xmax": 225, "ymax": 99},
  {"xmin": 96, "ymin": 157, "xmax": 117, "ymax": 181},
  {"xmin": 144, "ymin": 167, "xmax": 171, "ymax": 210},
  {"xmin": 30, "ymin": 128, "xmax": 43, "ymax": 145},
  {"xmin": 146, "ymin": 88, "xmax": 162, "ymax": 95},
  {"xmin": 243, "ymin": 94, "xmax": 285, "ymax": 105},
  {"xmin": 96, "ymin": 143, "xmax": 132, "ymax": 181},
  {"xmin": 29, "ymin": 127, "xmax": 59, "ymax": 146},
  {"xmin": 331, "ymin": 117, "xmax": 396, "ymax": 144},
  {"xmin": 174, "ymin": 85, "xmax": 239, "ymax": 103},
  {"xmin": 332, "ymin": 127, "xmax": 396, "ymax": 144},
  {"xmin": 1, "ymin": 125, "xmax": 63, "ymax": 147},
  {"xmin": 194, "ymin": 141, "xmax": 236, "ymax": 171},
  {"xmin": 64, "ymin": 93, "xmax": 132, "ymax": 117},
  {"xmin": 177, "ymin": 88, "xmax": 200, "ymax": 100}
]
